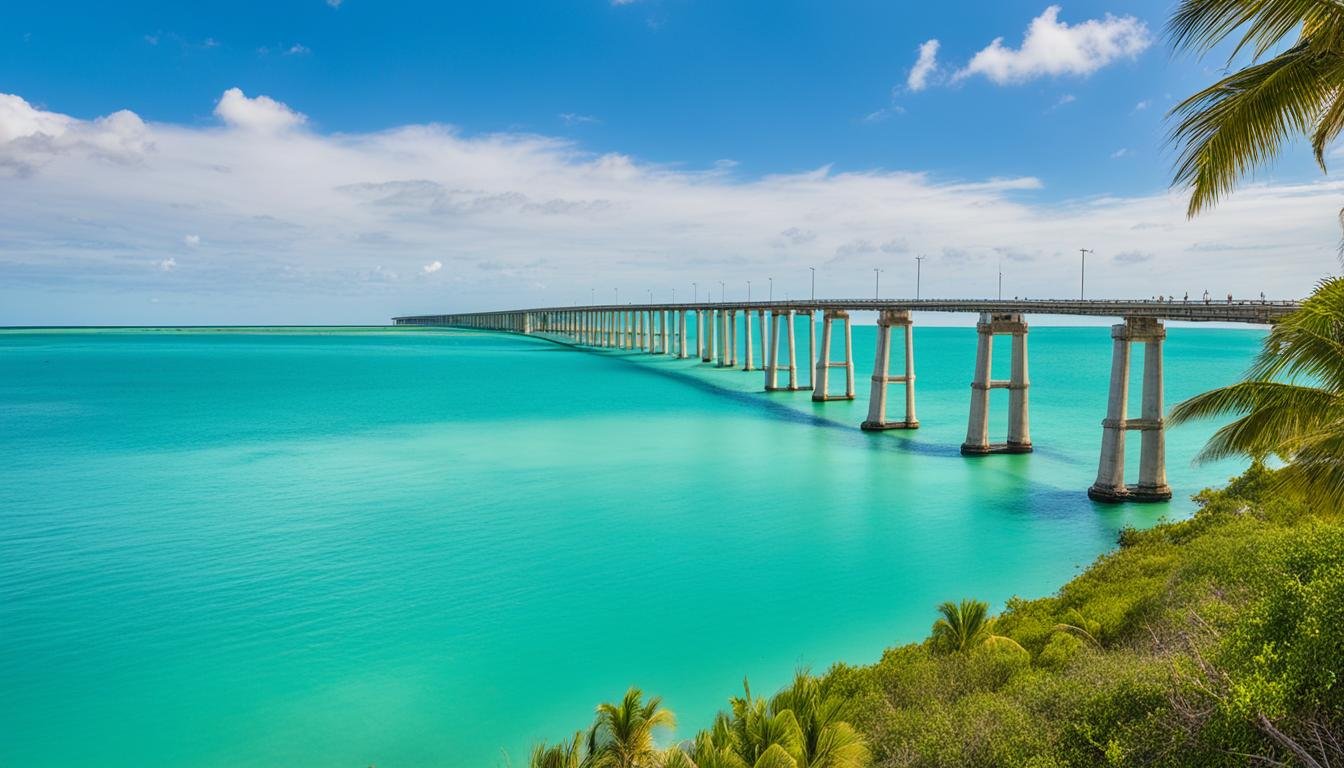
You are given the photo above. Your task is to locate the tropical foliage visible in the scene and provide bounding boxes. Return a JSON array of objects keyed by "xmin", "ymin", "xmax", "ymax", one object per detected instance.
[
  {"xmin": 529, "ymin": 464, "xmax": 1344, "ymax": 767},
  {"xmin": 1168, "ymin": 0, "xmax": 1344, "ymax": 215},
  {"xmin": 1171, "ymin": 276, "xmax": 1344, "ymax": 506}
]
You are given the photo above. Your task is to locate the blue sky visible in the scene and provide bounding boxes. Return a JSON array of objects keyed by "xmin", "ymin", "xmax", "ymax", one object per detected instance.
[{"xmin": 0, "ymin": 1, "xmax": 1339, "ymax": 323}]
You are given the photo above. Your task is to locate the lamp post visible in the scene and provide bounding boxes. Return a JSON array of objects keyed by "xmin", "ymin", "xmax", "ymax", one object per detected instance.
[
  {"xmin": 997, "ymin": 259, "xmax": 1003, "ymax": 301},
  {"xmin": 692, "ymin": 282, "xmax": 698, "ymax": 303},
  {"xmin": 808, "ymin": 267, "xmax": 815, "ymax": 300},
  {"xmin": 648, "ymin": 289, "xmax": 653, "ymax": 304},
  {"xmin": 591, "ymin": 288, "xmax": 595, "ymax": 305},
  {"xmin": 1079, "ymin": 248, "xmax": 1092, "ymax": 300},
  {"xmin": 719, "ymin": 280, "xmax": 726, "ymax": 302},
  {"xmin": 769, "ymin": 276, "xmax": 774, "ymax": 302},
  {"xmin": 914, "ymin": 256, "xmax": 925, "ymax": 300},
  {"xmin": 747, "ymin": 280, "xmax": 752, "ymax": 302},
  {"xmin": 874, "ymin": 268, "xmax": 883, "ymax": 300}
]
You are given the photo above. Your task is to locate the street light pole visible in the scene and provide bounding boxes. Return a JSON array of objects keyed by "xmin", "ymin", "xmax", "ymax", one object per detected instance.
[
  {"xmin": 719, "ymin": 281, "xmax": 726, "ymax": 302},
  {"xmin": 997, "ymin": 259, "xmax": 1003, "ymax": 300},
  {"xmin": 1079, "ymin": 248, "xmax": 1093, "ymax": 300},
  {"xmin": 692, "ymin": 282, "xmax": 698, "ymax": 303},
  {"xmin": 874, "ymin": 268, "xmax": 883, "ymax": 300},
  {"xmin": 914, "ymin": 256, "xmax": 925, "ymax": 300},
  {"xmin": 768, "ymin": 276, "xmax": 774, "ymax": 302},
  {"xmin": 808, "ymin": 267, "xmax": 815, "ymax": 300},
  {"xmin": 747, "ymin": 280, "xmax": 752, "ymax": 302}
]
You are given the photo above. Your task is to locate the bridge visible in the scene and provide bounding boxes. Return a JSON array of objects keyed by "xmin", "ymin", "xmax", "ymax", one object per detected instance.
[{"xmin": 394, "ymin": 298, "xmax": 1300, "ymax": 503}]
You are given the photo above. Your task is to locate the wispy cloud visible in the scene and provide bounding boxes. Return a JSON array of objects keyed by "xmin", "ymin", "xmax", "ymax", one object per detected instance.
[
  {"xmin": 953, "ymin": 6, "xmax": 1151, "ymax": 85},
  {"xmin": 1111, "ymin": 148, "xmax": 1130, "ymax": 159},
  {"xmin": 907, "ymin": 40, "xmax": 940, "ymax": 92},
  {"xmin": 559, "ymin": 112, "xmax": 601, "ymax": 126},
  {"xmin": 0, "ymin": 88, "xmax": 1333, "ymax": 322},
  {"xmin": 422, "ymin": 260, "xmax": 443, "ymax": 275}
]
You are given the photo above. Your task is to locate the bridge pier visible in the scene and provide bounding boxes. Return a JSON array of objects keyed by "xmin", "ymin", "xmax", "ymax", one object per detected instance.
[
  {"xmin": 678, "ymin": 311, "xmax": 689, "ymax": 358},
  {"xmin": 961, "ymin": 313, "xmax": 1031, "ymax": 455},
  {"xmin": 1089, "ymin": 317, "xmax": 1171, "ymax": 503},
  {"xmin": 742, "ymin": 309, "xmax": 755, "ymax": 370},
  {"xmin": 704, "ymin": 310, "xmax": 715, "ymax": 363},
  {"xmin": 813, "ymin": 309, "xmax": 855, "ymax": 401},
  {"xmin": 765, "ymin": 309, "xmax": 799, "ymax": 391},
  {"xmin": 862, "ymin": 309, "xmax": 918, "ymax": 430}
]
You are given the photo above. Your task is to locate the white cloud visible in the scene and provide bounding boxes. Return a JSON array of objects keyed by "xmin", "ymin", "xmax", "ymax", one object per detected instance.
[
  {"xmin": 1134, "ymin": 99, "xmax": 1150, "ymax": 111},
  {"xmin": 1111, "ymin": 148, "xmax": 1130, "ymax": 159},
  {"xmin": 326, "ymin": 0, "xmax": 342, "ymax": 7},
  {"xmin": 907, "ymin": 40, "xmax": 940, "ymax": 92},
  {"xmin": 184, "ymin": 234, "xmax": 201, "ymax": 247},
  {"xmin": 213, "ymin": 87, "xmax": 307, "ymax": 132},
  {"xmin": 559, "ymin": 112, "xmax": 600, "ymax": 126},
  {"xmin": 954, "ymin": 5, "xmax": 1152, "ymax": 85},
  {"xmin": 285, "ymin": 44, "xmax": 311, "ymax": 56},
  {"xmin": 0, "ymin": 88, "xmax": 1334, "ymax": 323},
  {"xmin": 422, "ymin": 260, "xmax": 442, "ymax": 274}
]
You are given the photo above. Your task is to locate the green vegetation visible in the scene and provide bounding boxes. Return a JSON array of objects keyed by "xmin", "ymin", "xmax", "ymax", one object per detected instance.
[
  {"xmin": 1168, "ymin": 0, "xmax": 1344, "ymax": 215},
  {"xmin": 531, "ymin": 462, "xmax": 1344, "ymax": 767},
  {"xmin": 1171, "ymin": 276, "xmax": 1344, "ymax": 507}
]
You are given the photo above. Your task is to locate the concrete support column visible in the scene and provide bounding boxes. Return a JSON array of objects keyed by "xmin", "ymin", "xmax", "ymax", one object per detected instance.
[
  {"xmin": 757, "ymin": 310, "xmax": 767, "ymax": 373},
  {"xmin": 1007, "ymin": 328, "xmax": 1031, "ymax": 451},
  {"xmin": 961, "ymin": 313, "xmax": 1030, "ymax": 455},
  {"xmin": 862, "ymin": 310, "xmax": 918, "ymax": 430},
  {"xmin": 1090, "ymin": 317, "xmax": 1171, "ymax": 502},
  {"xmin": 743, "ymin": 310, "xmax": 755, "ymax": 370},
  {"xmin": 786, "ymin": 310, "xmax": 799, "ymax": 390},
  {"xmin": 715, "ymin": 310, "xmax": 728, "ymax": 367},
  {"xmin": 1136, "ymin": 332, "xmax": 1171, "ymax": 500},
  {"xmin": 765, "ymin": 310, "xmax": 779, "ymax": 390},
  {"xmin": 805, "ymin": 311, "xmax": 817, "ymax": 390},
  {"xmin": 1090, "ymin": 323, "xmax": 1133, "ymax": 499},
  {"xmin": 812, "ymin": 310, "xmax": 855, "ymax": 401},
  {"xmin": 679, "ymin": 311, "xmax": 689, "ymax": 358},
  {"xmin": 699, "ymin": 310, "xmax": 711, "ymax": 362}
]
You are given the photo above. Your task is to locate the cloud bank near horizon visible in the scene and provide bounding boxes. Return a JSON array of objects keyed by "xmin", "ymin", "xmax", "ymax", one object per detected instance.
[{"xmin": 0, "ymin": 88, "xmax": 1337, "ymax": 323}]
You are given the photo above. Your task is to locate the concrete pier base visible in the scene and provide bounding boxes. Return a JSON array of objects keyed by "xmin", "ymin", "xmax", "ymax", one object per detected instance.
[
  {"xmin": 742, "ymin": 309, "xmax": 755, "ymax": 370},
  {"xmin": 961, "ymin": 313, "xmax": 1032, "ymax": 455},
  {"xmin": 1088, "ymin": 317, "xmax": 1172, "ymax": 503},
  {"xmin": 812, "ymin": 309, "xmax": 855, "ymax": 401},
  {"xmin": 765, "ymin": 310, "xmax": 799, "ymax": 391},
  {"xmin": 861, "ymin": 309, "xmax": 919, "ymax": 430}
]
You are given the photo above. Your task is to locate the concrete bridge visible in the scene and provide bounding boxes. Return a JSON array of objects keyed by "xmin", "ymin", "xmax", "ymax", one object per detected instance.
[{"xmin": 394, "ymin": 298, "xmax": 1300, "ymax": 503}]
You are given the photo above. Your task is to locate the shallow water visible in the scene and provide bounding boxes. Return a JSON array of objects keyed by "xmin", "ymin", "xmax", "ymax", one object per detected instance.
[{"xmin": 0, "ymin": 322, "xmax": 1258, "ymax": 767}]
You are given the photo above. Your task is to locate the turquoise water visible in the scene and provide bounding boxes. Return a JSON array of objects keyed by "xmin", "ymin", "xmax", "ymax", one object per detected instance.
[{"xmin": 0, "ymin": 323, "xmax": 1258, "ymax": 767}]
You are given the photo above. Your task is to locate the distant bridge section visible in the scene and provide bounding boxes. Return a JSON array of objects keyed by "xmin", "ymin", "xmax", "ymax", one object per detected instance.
[
  {"xmin": 394, "ymin": 297, "xmax": 1298, "ymax": 327},
  {"xmin": 392, "ymin": 297, "xmax": 1301, "ymax": 504}
]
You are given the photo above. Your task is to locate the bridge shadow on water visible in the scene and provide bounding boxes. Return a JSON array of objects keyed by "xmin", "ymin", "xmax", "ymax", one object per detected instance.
[
  {"xmin": 528, "ymin": 337, "xmax": 967, "ymax": 460},
  {"xmin": 515, "ymin": 334, "xmax": 1175, "ymax": 518}
]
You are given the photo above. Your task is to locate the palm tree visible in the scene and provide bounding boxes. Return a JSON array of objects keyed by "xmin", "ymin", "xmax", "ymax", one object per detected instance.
[
  {"xmin": 530, "ymin": 731, "xmax": 586, "ymax": 768},
  {"xmin": 929, "ymin": 599, "xmax": 1027, "ymax": 655},
  {"xmin": 1168, "ymin": 0, "xmax": 1344, "ymax": 215},
  {"xmin": 1170, "ymin": 278, "xmax": 1344, "ymax": 505},
  {"xmin": 587, "ymin": 687, "xmax": 678, "ymax": 768},
  {"xmin": 929, "ymin": 599, "xmax": 991, "ymax": 653}
]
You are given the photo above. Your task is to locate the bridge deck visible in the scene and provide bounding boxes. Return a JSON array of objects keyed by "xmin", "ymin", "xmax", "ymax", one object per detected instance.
[{"xmin": 394, "ymin": 298, "xmax": 1299, "ymax": 325}]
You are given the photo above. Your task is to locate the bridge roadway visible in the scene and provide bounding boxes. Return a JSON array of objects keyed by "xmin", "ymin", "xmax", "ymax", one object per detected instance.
[{"xmin": 393, "ymin": 297, "xmax": 1301, "ymax": 503}]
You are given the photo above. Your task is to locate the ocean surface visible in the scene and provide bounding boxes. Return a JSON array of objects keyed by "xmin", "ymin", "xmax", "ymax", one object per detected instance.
[{"xmin": 0, "ymin": 322, "xmax": 1259, "ymax": 767}]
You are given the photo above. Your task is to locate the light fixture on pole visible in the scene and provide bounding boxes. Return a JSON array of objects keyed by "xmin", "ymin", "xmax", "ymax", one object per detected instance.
[
  {"xmin": 808, "ymin": 267, "xmax": 815, "ymax": 300},
  {"xmin": 914, "ymin": 255, "xmax": 926, "ymax": 300},
  {"xmin": 1079, "ymin": 248, "xmax": 1093, "ymax": 300}
]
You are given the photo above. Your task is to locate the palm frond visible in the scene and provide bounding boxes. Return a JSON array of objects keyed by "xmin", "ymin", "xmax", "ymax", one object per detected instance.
[
  {"xmin": 1168, "ymin": 0, "xmax": 1344, "ymax": 61},
  {"xmin": 1169, "ymin": 42, "xmax": 1344, "ymax": 215}
]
